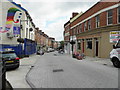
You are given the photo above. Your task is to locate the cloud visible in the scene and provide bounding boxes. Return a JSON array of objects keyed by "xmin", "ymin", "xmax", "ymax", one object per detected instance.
[{"xmin": 13, "ymin": 1, "xmax": 100, "ymax": 41}]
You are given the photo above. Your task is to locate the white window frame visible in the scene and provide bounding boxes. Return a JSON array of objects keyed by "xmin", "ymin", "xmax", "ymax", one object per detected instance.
[
  {"xmin": 96, "ymin": 15, "xmax": 100, "ymax": 28},
  {"xmin": 84, "ymin": 22, "xmax": 87, "ymax": 32},
  {"xmin": 107, "ymin": 9, "xmax": 113, "ymax": 25},
  {"xmin": 79, "ymin": 24, "xmax": 82, "ymax": 33},
  {"xmin": 88, "ymin": 19, "xmax": 91, "ymax": 30}
]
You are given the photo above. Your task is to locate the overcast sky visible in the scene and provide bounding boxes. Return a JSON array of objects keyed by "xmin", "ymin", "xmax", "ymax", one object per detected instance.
[{"xmin": 13, "ymin": 0, "xmax": 100, "ymax": 41}]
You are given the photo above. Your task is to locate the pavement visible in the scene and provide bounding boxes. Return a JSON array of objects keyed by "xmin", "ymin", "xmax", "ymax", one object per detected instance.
[
  {"xmin": 26, "ymin": 52, "xmax": 118, "ymax": 88},
  {"xmin": 6, "ymin": 54, "xmax": 38, "ymax": 89},
  {"xmin": 65, "ymin": 53, "xmax": 113, "ymax": 67}
]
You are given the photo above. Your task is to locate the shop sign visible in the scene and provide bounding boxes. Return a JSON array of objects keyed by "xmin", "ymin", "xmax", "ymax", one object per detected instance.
[
  {"xmin": 110, "ymin": 31, "xmax": 120, "ymax": 43},
  {"xmin": 13, "ymin": 26, "xmax": 20, "ymax": 36}
]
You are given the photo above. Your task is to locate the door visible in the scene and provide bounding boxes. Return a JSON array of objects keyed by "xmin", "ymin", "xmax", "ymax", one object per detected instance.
[
  {"xmin": 82, "ymin": 41, "xmax": 84, "ymax": 53},
  {"xmin": 95, "ymin": 41, "xmax": 99, "ymax": 56}
]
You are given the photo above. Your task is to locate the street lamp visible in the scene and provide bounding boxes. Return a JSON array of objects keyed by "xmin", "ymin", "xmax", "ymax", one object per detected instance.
[{"xmin": 70, "ymin": 29, "xmax": 75, "ymax": 57}]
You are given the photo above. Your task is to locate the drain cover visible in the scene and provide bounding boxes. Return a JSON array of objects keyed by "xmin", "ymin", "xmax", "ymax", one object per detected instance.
[
  {"xmin": 53, "ymin": 69, "xmax": 64, "ymax": 72},
  {"xmin": 103, "ymin": 64, "xmax": 107, "ymax": 65}
]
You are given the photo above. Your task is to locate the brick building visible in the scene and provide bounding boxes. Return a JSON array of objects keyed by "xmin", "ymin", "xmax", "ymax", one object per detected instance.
[
  {"xmin": 35, "ymin": 28, "xmax": 58, "ymax": 51},
  {"xmin": 64, "ymin": 0, "xmax": 120, "ymax": 58}
]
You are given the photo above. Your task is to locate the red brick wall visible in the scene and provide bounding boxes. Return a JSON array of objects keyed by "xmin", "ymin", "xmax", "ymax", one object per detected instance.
[
  {"xmin": 71, "ymin": 2, "xmax": 119, "ymax": 27},
  {"xmin": 100, "ymin": 11, "xmax": 107, "ymax": 27},
  {"xmin": 113, "ymin": 8, "xmax": 117, "ymax": 24}
]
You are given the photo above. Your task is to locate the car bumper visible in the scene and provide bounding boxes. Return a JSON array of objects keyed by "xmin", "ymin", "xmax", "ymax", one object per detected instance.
[{"xmin": 6, "ymin": 63, "xmax": 19, "ymax": 69}]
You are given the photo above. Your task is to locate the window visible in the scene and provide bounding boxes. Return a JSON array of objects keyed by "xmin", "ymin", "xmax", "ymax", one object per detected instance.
[
  {"xmin": 77, "ymin": 26, "xmax": 79, "ymax": 34},
  {"xmin": 118, "ymin": 6, "xmax": 120, "ymax": 23},
  {"xmin": 87, "ymin": 39, "xmax": 92, "ymax": 49},
  {"xmin": 107, "ymin": 10, "xmax": 113, "ymax": 25},
  {"xmin": 84, "ymin": 22, "xmax": 87, "ymax": 31},
  {"xmin": 77, "ymin": 42, "xmax": 81, "ymax": 50},
  {"xmin": 96, "ymin": 15, "xmax": 100, "ymax": 28},
  {"xmin": 74, "ymin": 28, "xmax": 76, "ymax": 35},
  {"xmin": 79, "ymin": 24, "xmax": 82, "ymax": 33},
  {"xmin": 88, "ymin": 19, "xmax": 91, "ymax": 30}
]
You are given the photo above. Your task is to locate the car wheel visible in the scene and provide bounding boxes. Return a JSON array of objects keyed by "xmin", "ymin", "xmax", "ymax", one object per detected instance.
[{"xmin": 112, "ymin": 58, "xmax": 120, "ymax": 68}]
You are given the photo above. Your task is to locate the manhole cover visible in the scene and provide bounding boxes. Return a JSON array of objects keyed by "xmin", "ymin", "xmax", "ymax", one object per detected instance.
[
  {"xmin": 53, "ymin": 69, "xmax": 64, "ymax": 72},
  {"xmin": 103, "ymin": 64, "xmax": 107, "ymax": 65}
]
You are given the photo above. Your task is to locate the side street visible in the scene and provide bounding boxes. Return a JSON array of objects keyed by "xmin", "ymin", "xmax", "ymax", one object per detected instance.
[{"xmin": 0, "ymin": 0, "xmax": 120, "ymax": 89}]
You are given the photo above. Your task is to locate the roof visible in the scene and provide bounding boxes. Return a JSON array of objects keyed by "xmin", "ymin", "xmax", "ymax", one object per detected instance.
[{"xmin": 8, "ymin": 0, "xmax": 27, "ymax": 12}]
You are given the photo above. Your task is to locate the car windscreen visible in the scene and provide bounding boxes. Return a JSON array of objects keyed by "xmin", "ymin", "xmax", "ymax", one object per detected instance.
[{"xmin": 2, "ymin": 53, "xmax": 17, "ymax": 58}]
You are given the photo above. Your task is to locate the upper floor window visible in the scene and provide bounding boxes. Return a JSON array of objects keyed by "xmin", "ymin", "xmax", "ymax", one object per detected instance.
[
  {"xmin": 118, "ymin": 6, "xmax": 120, "ymax": 23},
  {"xmin": 88, "ymin": 19, "xmax": 91, "ymax": 30},
  {"xmin": 77, "ymin": 26, "xmax": 79, "ymax": 34},
  {"xmin": 107, "ymin": 10, "xmax": 113, "ymax": 25},
  {"xmin": 84, "ymin": 22, "xmax": 87, "ymax": 31},
  {"xmin": 96, "ymin": 15, "xmax": 100, "ymax": 28},
  {"xmin": 79, "ymin": 24, "xmax": 82, "ymax": 33}
]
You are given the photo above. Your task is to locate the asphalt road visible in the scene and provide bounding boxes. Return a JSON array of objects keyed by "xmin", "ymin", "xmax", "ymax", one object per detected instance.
[{"xmin": 27, "ymin": 52, "xmax": 118, "ymax": 88}]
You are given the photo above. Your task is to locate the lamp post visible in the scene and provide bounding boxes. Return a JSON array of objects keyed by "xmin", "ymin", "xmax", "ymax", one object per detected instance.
[{"xmin": 70, "ymin": 29, "xmax": 75, "ymax": 57}]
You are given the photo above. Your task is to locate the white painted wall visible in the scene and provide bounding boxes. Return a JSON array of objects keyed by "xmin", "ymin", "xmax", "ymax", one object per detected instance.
[
  {"xmin": 0, "ymin": 0, "xmax": 35, "ymax": 45},
  {"xmin": 0, "ymin": 0, "xmax": 25, "ymax": 44}
]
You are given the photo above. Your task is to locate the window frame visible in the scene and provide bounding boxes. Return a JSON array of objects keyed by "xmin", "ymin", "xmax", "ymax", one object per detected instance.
[
  {"xmin": 86, "ymin": 39, "xmax": 92, "ymax": 49},
  {"xmin": 96, "ymin": 15, "xmax": 100, "ymax": 28},
  {"xmin": 84, "ymin": 22, "xmax": 87, "ymax": 32},
  {"xmin": 88, "ymin": 19, "xmax": 91, "ymax": 30},
  {"xmin": 107, "ymin": 9, "xmax": 113, "ymax": 25}
]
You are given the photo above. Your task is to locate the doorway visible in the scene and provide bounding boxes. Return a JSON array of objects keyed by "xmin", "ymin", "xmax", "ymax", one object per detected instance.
[
  {"xmin": 82, "ymin": 41, "xmax": 84, "ymax": 53},
  {"xmin": 95, "ymin": 41, "xmax": 99, "ymax": 56}
]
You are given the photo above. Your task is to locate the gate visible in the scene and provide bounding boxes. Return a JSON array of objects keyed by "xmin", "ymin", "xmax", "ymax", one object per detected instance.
[{"xmin": 24, "ymin": 38, "xmax": 36, "ymax": 56}]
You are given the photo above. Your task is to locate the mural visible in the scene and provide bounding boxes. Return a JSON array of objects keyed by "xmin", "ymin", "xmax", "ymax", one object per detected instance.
[{"xmin": 0, "ymin": 7, "xmax": 21, "ymax": 33}]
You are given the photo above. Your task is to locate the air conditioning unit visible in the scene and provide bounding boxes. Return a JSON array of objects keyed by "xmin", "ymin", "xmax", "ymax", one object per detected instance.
[{"xmin": 6, "ymin": 32, "xmax": 14, "ymax": 38}]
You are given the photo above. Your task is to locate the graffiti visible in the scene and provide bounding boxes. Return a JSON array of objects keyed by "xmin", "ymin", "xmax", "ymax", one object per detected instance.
[{"xmin": 0, "ymin": 7, "xmax": 21, "ymax": 33}]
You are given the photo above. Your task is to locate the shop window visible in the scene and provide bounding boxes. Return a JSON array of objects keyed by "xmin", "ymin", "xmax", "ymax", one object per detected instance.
[
  {"xmin": 107, "ymin": 10, "xmax": 113, "ymax": 25},
  {"xmin": 96, "ymin": 15, "xmax": 100, "ymax": 28},
  {"xmin": 77, "ymin": 42, "xmax": 81, "ymax": 50},
  {"xmin": 118, "ymin": 6, "xmax": 120, "ymax": 23},
  {"xmin": 87, "ymin": 40, "xmax": 92, "ymax": 49}
]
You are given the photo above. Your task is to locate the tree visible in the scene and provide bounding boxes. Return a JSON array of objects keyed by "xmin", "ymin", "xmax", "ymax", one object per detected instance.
[{"xmin": 59, "ymin": 41, "xmax": 64, "ymax": 50}]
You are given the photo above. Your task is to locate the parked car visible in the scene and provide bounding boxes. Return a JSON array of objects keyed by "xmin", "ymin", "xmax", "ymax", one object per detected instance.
[
  {"xmin": 110, "ymin": 39, "xmax": 120, "ymax": 68},
  {"xmin": 0, "ymin": 53, "xmax": 6, "ymax": 90},
  {"xmin": 48, "ymin": 48, "xmax": 55, "ymax": 52},
  {"xmin": 58, "ymin": 49, "xmax": 64, "ymax": 54},
  {"xmin": 0, "ymin": 48, "xmax": 20, "ymax": 70},
  {"xmin": 37, "ymin": 50, "xmax": 44, "ymax": 55}
]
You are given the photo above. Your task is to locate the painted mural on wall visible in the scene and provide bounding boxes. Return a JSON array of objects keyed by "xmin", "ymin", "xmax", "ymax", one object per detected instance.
[{"xmin": 0, "ymin": 7, "xmax": 21, "ymax": 33}]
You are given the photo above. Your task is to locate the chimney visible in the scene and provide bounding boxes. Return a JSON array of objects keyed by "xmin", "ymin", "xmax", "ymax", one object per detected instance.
[
  {"xmin": 17, "ymin": 4, "xmax": 21, "ymax": 7},
  {"xmin": 72, "ymin": 12, "xmax": 79, "ymax": 18}
]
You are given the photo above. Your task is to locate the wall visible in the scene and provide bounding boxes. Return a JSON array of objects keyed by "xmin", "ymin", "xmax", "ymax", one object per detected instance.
[{"xmin": 0, "ymin": 0, "xmax": 26, "ymax": 45}]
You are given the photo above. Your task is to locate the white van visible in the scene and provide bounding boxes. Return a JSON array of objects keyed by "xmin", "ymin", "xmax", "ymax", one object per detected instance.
[{"xmin": 110, "ymin": 40, "xmax": 120, "ymax": 68}]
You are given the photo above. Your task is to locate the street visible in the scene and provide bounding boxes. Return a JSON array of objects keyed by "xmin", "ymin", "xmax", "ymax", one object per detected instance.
[{"xmin": 26, "ymin": 52, "xmax": 118, "ymax": 88}]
